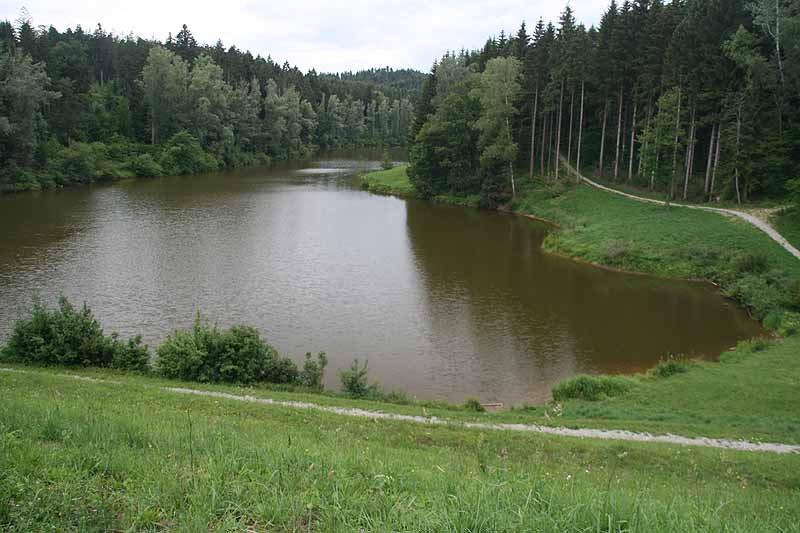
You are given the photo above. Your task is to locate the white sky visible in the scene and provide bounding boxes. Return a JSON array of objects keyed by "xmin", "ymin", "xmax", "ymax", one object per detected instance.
[{"xmin": 1, "ymin": 1, "xmax": 607, "ymax": 72}]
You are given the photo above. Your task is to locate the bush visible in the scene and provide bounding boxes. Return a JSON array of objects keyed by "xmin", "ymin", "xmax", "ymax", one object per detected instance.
[
  {"xmin": 381, "ymin": 149, "xmax": 393, "ymax": 170},
  {"xmin": 159, "ymin": 131, "xmax": 218, "ymax": 176},
  {"xmin": 339, "ymin": 358, "xmax": 380, "ymax": 398},
  {"xmin": 155, "ymin": 316, "xmax": 297, "ymax": 384},
  {"xmin": 649, "ymin": 356, "xmax": 695, "ymax": 379},
  {"xmin": 1, "ymin": 296, "xmax": 145, "ymax": 370},
  {"xmin": 551, "ymin": 375, "xmax": 634, "ymax": 402},
  {"xmin": 128, "ymin": 153, "xmax": 164, "ymax": 178},
  {"xmin": 734, "ymin": 253, "xmax": 770, "ymax": 275},
  {"xmin": 462, "ymin": 398, "xmax": 485, "ymax": 412},
  {"xmin": 46, "ymin": 141, "xmax": 128, "ymax": 185},
  {"xmin": 298, "ymin": 352, "xmax": 328, "ymax": 390},
  {"xmin": 110, "ymin": 334, "xmax": 151, "ymax": 372}
]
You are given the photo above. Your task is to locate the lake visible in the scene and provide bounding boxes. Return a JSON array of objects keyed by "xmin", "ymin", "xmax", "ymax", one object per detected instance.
[{"xmin": 0, "ymin": 151, "xmax": 762, "ymax": 405}]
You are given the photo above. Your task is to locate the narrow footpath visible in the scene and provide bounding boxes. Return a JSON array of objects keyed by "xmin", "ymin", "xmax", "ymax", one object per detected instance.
[
  {"xmin": 561, "ymin": 159, "xmax": 800, "ymax": 260},
  {"xmin": 3, "ymin": 367, "xmax": 799, "ymax": 455}
]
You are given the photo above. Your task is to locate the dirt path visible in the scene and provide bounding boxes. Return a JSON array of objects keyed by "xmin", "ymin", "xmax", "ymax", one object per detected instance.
[
  {"xmin": 4, "ymin": 367, "xmax": 799, "ymax": 455},
  {"xmin": 561, "ymin": 160, "xmax": 800, "ymax": 260}
]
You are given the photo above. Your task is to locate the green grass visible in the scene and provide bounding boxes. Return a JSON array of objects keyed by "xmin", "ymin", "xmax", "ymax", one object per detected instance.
[
  {"xmin": 774, "ymin": 207, "xmax": 800, "ymax": 251},
  {"xmin": 533, "ymin": 336, "xmax": 800, "ymax": 444},
  {"xmin": 2, "ymin": 369, "xmax": 800, "ymax": 531},
  {"xmin": 360, "ymin": 166, "xmax": 417, "ymax": 196}
]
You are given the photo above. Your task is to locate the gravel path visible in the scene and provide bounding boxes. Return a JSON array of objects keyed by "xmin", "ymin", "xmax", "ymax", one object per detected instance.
[
  {"xmin": 3, "ymin": 367, "xmax": 798, "ymax": 455},
  {"xmin": 562, "ymin": 160, "xmax": 800, "ymax": 260}
]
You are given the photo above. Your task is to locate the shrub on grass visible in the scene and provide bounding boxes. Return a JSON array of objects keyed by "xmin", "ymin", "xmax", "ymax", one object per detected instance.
[
  {"xmin": 298, "ymin": 352, "xmax": 328, "ymax": 390},
  {"xmin": 339, "ymin": 358, "xmax": 380, "ymax": 398},
  {"xmin": 1, "ymin": 296, "xmax": 148, "ymax": 371},
  {"xmin": 110, "ymin": 334, "xmax": 151, "ymax": 372},
  {"xmin": 381, "ymin": 149, "xmax": 393, "ymax": 170},
  {"xmin": 551, "ymin": 375, "xmax": 634, "ymax": 402},
  {"xmin": 649, "ymin": 356, "xmax": 695, "ymax": 379},
  {"xmin": 734, "ymin": 253, "xmax": 770, "ymax": 275},
  {"xmin": 155, "ymin": 316, "xmax": 297, "ymax": 384},
  {"xmin": 462, "ymin": 398, "xmax": 485, "ymax": 412}
]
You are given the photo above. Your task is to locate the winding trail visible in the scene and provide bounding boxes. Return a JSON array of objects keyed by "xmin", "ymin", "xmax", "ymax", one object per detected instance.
[
  {"xmin": 561, "ymin": 160, "xmax": 800, "ymax": 260},
  {"xmin": 3, "ymin": 367, "xmax": 799, "ymax": 455}
]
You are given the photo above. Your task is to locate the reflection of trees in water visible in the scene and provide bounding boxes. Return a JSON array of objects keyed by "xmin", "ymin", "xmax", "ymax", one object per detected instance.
[
  {"xmin": 403, "ymin": 199, "xmax": 761, "ymax": 403},
  {"xmin": 403, "ymin": 199, "xmax": 580, "ymax": 403}
]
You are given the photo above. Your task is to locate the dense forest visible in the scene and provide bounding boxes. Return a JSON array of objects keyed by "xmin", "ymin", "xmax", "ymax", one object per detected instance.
[
  {"xmin": 0, "ymin": 12, "xmax": 421, "ymax": 192},
  {"xmin": 409, "ymin": 0, "xmax": 800, "ymax": 205}
]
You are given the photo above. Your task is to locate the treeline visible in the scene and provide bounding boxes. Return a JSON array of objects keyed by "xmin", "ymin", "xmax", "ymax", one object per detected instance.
[
  {"xmin": 410, "ymin": 0, "xmax": 800, "ymax": 204},
  {"xmin": 0, "ymin": 15, "xmax": 418, "ymax": 192}
]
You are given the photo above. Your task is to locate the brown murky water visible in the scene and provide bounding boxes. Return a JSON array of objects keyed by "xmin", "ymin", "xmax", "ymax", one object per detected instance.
[{"xmin": 0, "ymin": 151, "xmax": 762, "ymax": 405}]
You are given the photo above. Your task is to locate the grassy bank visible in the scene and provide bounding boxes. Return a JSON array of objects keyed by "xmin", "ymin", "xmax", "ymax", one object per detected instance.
[
  {"xmin": 775, "ymin": 207, "xmax": 800, "ymax": 251},
  {"xmin": 360, "ymin": 166, "xmax": 800, "ymax": 444},
  {"xmin": 2, "ymin": 368, "xmax": 799, "ymax": 531}
]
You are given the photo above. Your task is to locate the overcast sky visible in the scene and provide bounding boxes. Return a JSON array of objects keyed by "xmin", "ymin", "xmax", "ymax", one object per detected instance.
[{"xmin": 2, "ymin": 1, "xmax": 607, "ymax": 73}]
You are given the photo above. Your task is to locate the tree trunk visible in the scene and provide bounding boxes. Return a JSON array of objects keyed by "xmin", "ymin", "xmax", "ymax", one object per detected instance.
[
  {"xmin": 683, "ymin": 105, "xmax": 696, "ymax": 200},
  {"xmin": 775, "ymin": 0, "xmax": 785, "ymax": 85},
  {"xmin": 735, "ymin": 103, "xmax": 742, "ymax": 205},
  {"xmin": 613, "ymin": 85, "xmax": 624, "ymax": 180},
  {"xmin": 670, "ymin": 88, "xmax": 682, "ymax": 200},
  {"xmin": 576, "ymin": 80, "xmax": 585, "ymax": 183},
  {"xmin": 599, "ymin": 98, "xmax": 609, "ymax": 177},
  {"xmin": 567, "ymin": 86, "xmax": 575, "ymax": 167},
  {"xmin": 151, "ymin": 121, "xmax": 156, "ymax": 145},
  {"xmin": 710, "ymin": 122, "xmax": 722, "ymax": 201},
  {"xmin": 529, "ymin": 84, "xmax": 539, "ymax": 179},
  {"xmin": 548, "ymin": 110, "xmax": 555, "ymax": 177},
  {"xmin": 704, "ymin": 122, "xmax": 717, "ymax": 195},
  {"xmin": 540, "ymin": 110, "xmax": 547, "ymax": 176},
  {"xmin": 505, "ymin": 92, "xmax": 516, "ymax": 197},
  {"xmin": 639, "ymin": 98, "xmax": 652, "ymax": 176},
  {"xmin": 556, "ymin": 80, "xmax": 564, "ymax": 180},
  {"xmin": 628, "ymin": 101, "xmax": 637, "ymax": 180}
]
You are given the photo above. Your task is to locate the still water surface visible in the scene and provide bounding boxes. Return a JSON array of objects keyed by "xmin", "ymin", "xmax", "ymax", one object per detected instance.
[{"xmin": 0, "ymin": 152, "xmax": 762, "ymax": 405}]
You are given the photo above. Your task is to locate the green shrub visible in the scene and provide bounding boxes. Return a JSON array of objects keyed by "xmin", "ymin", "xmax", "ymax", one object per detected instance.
[
  {"xmin": 1, "ymin": 296, "xmax": 145, "ymax": 370},
  {"xmin": 384, "ymin": 389, "xmax": 411, "ymax": 404},
  {"xmin": 776, "ymin": 312, "xmax": 800, "ymax": 337},
  {"xmin": 298, "ymin": 352, "xmax": 328, "ymax": 390},
  {"xmin": 462, "ymin": 398, "xmax": 485, "ymax": 412},
  {"xmin": 381, "ymin": 149, "xmax": 393, "ymax": 170},
  {"xmin": 649, "ymin": 356, "xmax": 695, "ymax": 379},
  {"xmin": 128, "ymin": 153, "xmax": 164, "ymax": 177},
  {"xmin": 734, "ymin": 253, "xmax": 770, "ymax": 275},
  {"xmin": 155, "ymin": 329, "xmax": 206, "ymax": 380},
  {"xmin": 46, "ymin": 141, "xmax": 128, "ymax": 184},
  {"xmin": 339, "ymin": 358, "xmax": 380, "ymax": 398},
  {"xmin": 155, "ymin": 316, "xmax": 297, "ymax": 384},
  {"xmin": 551, "ymin": 375, "xmax": 634, "ymax": 402},
  {"xmin": 159, "ymin": 131, "xmax": 218, "ymax": 176},
  {"xmin": 110, "ymin": 334, "xmax": 151, "ymax": 372}
]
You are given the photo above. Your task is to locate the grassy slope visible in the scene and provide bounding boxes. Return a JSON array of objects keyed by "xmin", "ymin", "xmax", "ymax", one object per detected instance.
[
  {"xmin": 360, "ymin": 166, "xmax": 417, "ymax": 196},
  {"xmin": 361, "ymin": 166, "xmax": 800, "ymax": 444},
  {"xmin": 774, "ymin": 207, "xmax": 800, "ymax": 251},
  {"xmin": 2, "ymin": 369, "xmax": 799, "ymax": 531}
]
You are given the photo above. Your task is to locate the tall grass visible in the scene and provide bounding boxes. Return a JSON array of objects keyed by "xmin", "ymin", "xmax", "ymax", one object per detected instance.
[{"xmin": 2, "ymin": 370, "xmax": 798, "ymax": 531}]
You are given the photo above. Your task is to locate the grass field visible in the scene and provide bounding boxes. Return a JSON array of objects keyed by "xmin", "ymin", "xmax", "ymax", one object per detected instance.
[
  {"xmin": 2, "ymin": 368, "xmax": 799, "ymax": 531},
  {"xmin": 775, "ymin": 207, "xmax": 800, "ymax": 251}
]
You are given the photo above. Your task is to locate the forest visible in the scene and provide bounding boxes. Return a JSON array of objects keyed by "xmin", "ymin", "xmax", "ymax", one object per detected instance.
[
  {"xmin": 409, "ymin": 0, "xmax": 800, "ymax": 206},
  {"xmin": 0, "ymin": 14, "xmax": 421, "ymax": 192}
]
